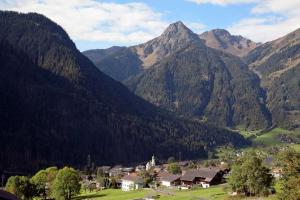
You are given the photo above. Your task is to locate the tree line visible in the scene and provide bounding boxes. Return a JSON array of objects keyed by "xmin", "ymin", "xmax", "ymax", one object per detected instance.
[
  {"xmin": 5, "ymin": 167, "xmax": 80, "ymax": 200},
  {"xmin": 228, "ymin": 148, "xmax": 300, "ymax": 199}
]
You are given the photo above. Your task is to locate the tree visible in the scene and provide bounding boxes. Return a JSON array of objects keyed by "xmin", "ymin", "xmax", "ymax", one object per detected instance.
[
  {"xmin": 228, "ymin": 150, "xmax": 273, "ymax": 196},
  {"xmin": 52, "ymin": 167, "xmax": 81, "ymax": 200},
  {"xmin": 31, "ymin": 170, "xmax": 47, "ymax": 200},
  {"xmin": 45, "ymin": 166, "xmax": 58, "ymax": 184},
  {"xmin": 275, "ymin": 148, "xmax": 300, "ymax": 200},
  {"xmin": 31, "ymin": 166, "xmax": 58, "ymax": 199},
  {"xmin": 138, "ymin": 170, "xmax": 153, "ymax": 187},
  {"xmin": 5, "ymin": 176, "xmax": 36, "ymax": 200},
  {"xmin": 167, "ymin": 163, "xmax": 181, "ymax": 174},
  {"xmin": 167, "ymin": 157, "xmax": 176, "ymax": 164},
  {"xmin": 109, "ymin": 177, "xmax": 117, "ymax": 189},
  {"xmin": 188, "ymin": 161, "xmax": 197, "ymax": 169}
]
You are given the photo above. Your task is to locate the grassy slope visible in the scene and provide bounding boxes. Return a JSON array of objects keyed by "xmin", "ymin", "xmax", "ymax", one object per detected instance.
[
  {"xmin": 253, "ymin": 128, "xmax": 300, "ymax": 151},
  {"xmin": 76, "ymin": 184, "xmax": 278, "ymax": 200}
]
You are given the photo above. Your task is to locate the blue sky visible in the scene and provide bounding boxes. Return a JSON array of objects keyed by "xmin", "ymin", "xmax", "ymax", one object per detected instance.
[{"xmin": 1, "ymin": 0, "xmax": 300, "ymax": 51}]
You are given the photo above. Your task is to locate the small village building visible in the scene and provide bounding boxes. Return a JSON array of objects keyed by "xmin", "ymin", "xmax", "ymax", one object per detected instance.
[
  {"xmin": 122, "ymin": 167, "xmax": 134, "ymax": 174},
  {"xmin": 160, "ymin": 174, "xmax": 181, "ymax": 187},
  {"xmin": 109, "ymin": 165, "xmax": 123, "ymax": 177},
  {"xmin": 98, "ymin": 166, "xmax": 111, "ymax": 175},
  {"xmin": 121, "ymin": 175, "xmax": 144, "ymax": 191},
  {"xmin": 135, "ymin": 165, "xmax": 145, "ymax": 172},
  {"xmin": 180, "ymin": 168, "xmax": 222, "ymax": 188}
]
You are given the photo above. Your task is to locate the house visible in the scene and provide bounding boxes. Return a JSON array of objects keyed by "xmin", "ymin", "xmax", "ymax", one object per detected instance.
[
  {"xmin": 135, "ymin": 165, "xmax": 145, "ymax": 172},
  {"xmin": 180, "ymin": 168, "xmax": 222, "ymax": 188},
  {"xmin": 109, "ymin": 165, "xmax": 123, "ymax": 177},
  {"xmin": 122, "ymin": 167, "xmax": 134, "ymax": 174},
  {"xmin": 160, "ymin": 174, "xmax": 181, "ymax": 187},
  {"xmin": 121, "ymin": 174, "xmax": 144, "ymax": 191}
]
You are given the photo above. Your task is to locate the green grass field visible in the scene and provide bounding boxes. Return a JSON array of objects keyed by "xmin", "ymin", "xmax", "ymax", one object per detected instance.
[
  {"xmin": 252, "ymin": 128, "xmax": 300, "ymax": 151},
  {"xmin": 76, "ymin": 185, "xmax": 229, "ymax": 200},
  {"xmin": 76, "ymin": 184, "xmax": 278, "ymax": 200}
]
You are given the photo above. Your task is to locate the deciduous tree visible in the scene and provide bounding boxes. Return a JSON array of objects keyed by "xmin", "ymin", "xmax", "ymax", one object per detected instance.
[
  {"xmin": 228, "ymin": 150, "xmax": 273, "ymax": 196},
  {"xmin": 52, "ymin": 167, "xmax": 80, "ymax": 200}
]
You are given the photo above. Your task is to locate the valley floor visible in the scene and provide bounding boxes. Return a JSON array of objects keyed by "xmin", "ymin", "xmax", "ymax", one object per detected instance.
[{"xmin": 76, "ymin": 184, "xmax": 277, "ymax": 200}]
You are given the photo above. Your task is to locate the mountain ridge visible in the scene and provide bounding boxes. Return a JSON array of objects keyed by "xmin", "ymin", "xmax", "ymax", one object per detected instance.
[
  {"xmin": 84, "ymin": 22, "xmax": 272, "ymax": 130},
  {"xmin": 245, "ymin": 28, "xmax": 300, "ymax": 129},
  {"xmin": 0, "ymin": 11, "xmax": 247, "ymax": 172}
]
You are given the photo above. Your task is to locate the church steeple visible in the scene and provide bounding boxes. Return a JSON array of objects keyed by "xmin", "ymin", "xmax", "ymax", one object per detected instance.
[{"xmin": 151, "ymin": 155, "xmax": 156, "ymax": 166}]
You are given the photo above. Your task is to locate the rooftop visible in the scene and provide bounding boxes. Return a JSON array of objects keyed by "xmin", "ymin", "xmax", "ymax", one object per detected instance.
[{"xmin": 181, "ymin": 168, "xmax": 220, "ymax": 182}]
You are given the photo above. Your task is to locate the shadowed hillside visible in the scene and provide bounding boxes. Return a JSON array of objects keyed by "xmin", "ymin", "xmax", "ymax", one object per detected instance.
[{"xmin": 0, "ymin": 11, "xmax": 247, "ymax": 172}]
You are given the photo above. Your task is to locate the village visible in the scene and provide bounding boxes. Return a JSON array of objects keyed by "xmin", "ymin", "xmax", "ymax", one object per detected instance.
[
  {"xmin": 80, "ymin": 154, "xmax": 282, "ymax": 195},
  {"xmin": 3, "ymin": 147, "xmax": 296, "ymax": 200}
]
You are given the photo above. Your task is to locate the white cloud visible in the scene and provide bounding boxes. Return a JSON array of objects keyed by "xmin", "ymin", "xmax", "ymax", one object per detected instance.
[
  {"xmin": 187, "ymin": 0, "xmax": 258, "ymax": 6},
  {"xmin": 0, "ymin": 0, "xmax": 169, "ymax": 45},
  {"xmin": 186, "ymin": 22, "xmax": 206, "ymax": 33},
  {"xmin": 228, "ymin": 0, "xmax": 300, "ymax": 42}
]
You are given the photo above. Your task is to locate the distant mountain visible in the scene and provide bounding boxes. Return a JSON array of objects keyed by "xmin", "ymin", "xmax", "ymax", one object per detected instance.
[
  {"xmin": 83, "ymin": 46, "xmax": 125, "ymax": 64},
  {"xmin": 83, "ymin": 21, "xmax": 203, "ymax": 82},
  {"xmin": 245, "ymin": 28, "xmax": 300, "ymax": 129},
  {"xmin": 131, "ymin": 21, "xmax": 203, "ymax": 69},
  {"xmin": 199, "ymin": 29, "xmax": 259, "ymax": 57},
  {"xmin": 125, "ymin": 43, "xmax": 271, "ymax": 129},
  {"xmin": 85, "ymin": 22, "xmax": 271, "ymax": 130},
  {"xmin": 0, "ymin": 11, "xmax": 247, "ymax": 172}
]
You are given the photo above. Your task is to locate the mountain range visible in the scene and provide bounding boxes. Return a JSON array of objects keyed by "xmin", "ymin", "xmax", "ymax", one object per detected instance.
[
  {"xmin": 84, "ymin": 21, "xmax": 300, "ymax": 131},
  {"xmin": 0, "ymin": 11, "xmax": 247, "ymax": 172}
]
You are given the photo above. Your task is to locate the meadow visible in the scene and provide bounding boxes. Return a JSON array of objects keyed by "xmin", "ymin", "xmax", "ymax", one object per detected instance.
[{"xmin": 76, "ymin": 184, "xmax": 278, "ymax": 200}]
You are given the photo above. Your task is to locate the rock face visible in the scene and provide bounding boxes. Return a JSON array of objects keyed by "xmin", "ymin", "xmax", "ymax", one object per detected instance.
[
  {"xmin": 245, "ymin": 28, "xmax": 300, "ymax": 129},
  {"xmin": 0, "ymin": 11, "xmax": 247, "ymax": 172},
  {"xmin": 131, "ymin": 21, "xmax": 203, "ymax": 69},
  {"xmin": 199, "ymin": 29, "xmax": 259, "ymax": 57},
  {"xmin": 83, "ymin": 21, "xmax": 203, "ymax": 82},
  {"xmin": 85, "ymin": 22, "xmax": 271, "ymax": 130},
  {"xmin": 125, "ymin": 44, "xmax": 271, "ymax": 129}
]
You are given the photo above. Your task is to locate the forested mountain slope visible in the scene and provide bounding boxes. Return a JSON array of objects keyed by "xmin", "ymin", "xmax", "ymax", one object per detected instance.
[
  {"xmin": 245, "ymin": 29, "xmax": 300, "ymax": 129},
  {"xmin": 125, "ymin": 44, "xmax": 271, "ymax": 129},
  {"xmin": 85, "ymin": 22, "xmax": 271, "ymax": 130},
  {"xmin": 0, "ymin": 11, "xmax": 247, "ymax": 172}
]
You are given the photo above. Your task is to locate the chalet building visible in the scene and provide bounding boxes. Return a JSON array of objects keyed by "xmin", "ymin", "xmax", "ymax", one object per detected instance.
[
  {"xmin": 122, "ymin": 167, "xmax": 134, "ymax": 175},
  {"xmin": 180, "ymin": 168, "xmax": 222, "ymax": 188},
  {"xmin": 109, "ymin": 165, "xmax": 123, "ymax": 177},
  {"xmin": 121, "ymin": 175, "xmax": 144, "ymax": 191},
  {"xmin": 98, "ymin": 166, "xmax": 111, "ymax": 175},
  {"xmin": 135, "ymin": 165, "xmax": 145, "ymax": 172},
  {"xmin": 160, "ymin": 174, "xmax": 181, "ymax": 187}
]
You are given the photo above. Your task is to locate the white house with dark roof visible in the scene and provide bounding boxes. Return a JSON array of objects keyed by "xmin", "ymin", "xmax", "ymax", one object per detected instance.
[
  {"xmin": 121, "ymin": 174, "xmax": 144, "ymax": 191},
  {"xmin": 160, "ymin": 173, "xmax": 181, "ymax": 187},
  {"xmin": 180, "ymin": 168, "xmax": 223, "ymax": 188}
]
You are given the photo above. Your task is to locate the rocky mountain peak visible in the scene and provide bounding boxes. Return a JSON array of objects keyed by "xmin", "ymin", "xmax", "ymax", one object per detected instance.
[
  {"xmin": 200, "ymin": 29, "xmax": 259, "ymax": 57},
  {"xmin": 162, "ymin": 21, "xmax": 193, "ymax": 37},
  {"xmin": 132, "ymin": 21, "xmax": 203, "ymax": 68},
  {"xmin": 211, "ymin": 29, "xmax": 231, "ymax": 37}
]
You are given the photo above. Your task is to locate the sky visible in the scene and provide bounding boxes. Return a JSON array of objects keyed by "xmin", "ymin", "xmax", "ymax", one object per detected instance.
[{"xmin": 1, "ymin": 0, "xmax": 300, "ymax": 51}]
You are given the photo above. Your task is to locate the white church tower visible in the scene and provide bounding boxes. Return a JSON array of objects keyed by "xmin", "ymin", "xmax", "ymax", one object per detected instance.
[{"xmin": 151, "ymin": 155, "xmax": 156, "ymax": 166}]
